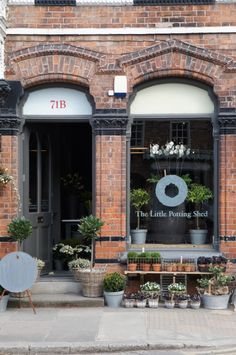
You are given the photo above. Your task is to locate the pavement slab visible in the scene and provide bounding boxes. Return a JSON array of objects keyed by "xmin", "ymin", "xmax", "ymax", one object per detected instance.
[{"xmin": 1, "ymin": 306, "xmax": 236, "ymax": 354}]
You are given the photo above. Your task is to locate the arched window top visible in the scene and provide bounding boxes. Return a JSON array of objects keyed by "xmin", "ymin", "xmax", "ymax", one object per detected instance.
[
  {"xmin": 23, "ymin": 87, "xmax": 92, "ymax": 117},
  {"xmin": 130, "ymin": 82, "xmax": 215, "ymax": 116}
]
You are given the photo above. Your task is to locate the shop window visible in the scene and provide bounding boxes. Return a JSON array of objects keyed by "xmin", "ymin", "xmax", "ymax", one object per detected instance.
[
  {"xmin": 170, "ymin": 121, "xmax": 190, "ymax": 146},
  {"xmin": 131, "ymin": 122, "xmax": 145, "ymax": 147},
  {"xmin": 130, "ymin": 119, "xmax": 214, "ymax": 245}
]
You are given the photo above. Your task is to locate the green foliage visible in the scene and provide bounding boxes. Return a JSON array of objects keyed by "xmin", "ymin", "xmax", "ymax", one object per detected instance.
[
  {"xmin": 197, "ymin": 265, "xmax": 234, "ymax": 295},
  {"xmin": 168, "ymin": 282, "xmax": 186, "ymax": 294},
  {"xmin": 146, "ymin": 174, "xmax": 160, "ymax": 184},
  {"xmin": 186, "ymin": 183, "xmax": 213, "ymax": 205},
  {"xmin": 186, "ymin": 183, "xmax": 213, "ymax": 229},
  {"xmin": 103, "ymin": 272, "xmax": 126, "ymax": 292},
  {"xmin": 130, "ymin": 188, "xmax": 150, "ymax": 211},
  {"xmin": 127, "ymin": 251, "xmax": 138, "ymax": 262},
  {"xmin": 61, "ymin": 172, "xmax": 84, "ymax": 195},
  {"xmin": 78, "ymin": 215, "xmax": 104, "ymax": 270},
  {"xmin": 150, "ymin": 252, "xmax": 161, "ymax": 262},
  {"xmin": 197, "ymin": 277, "xmax": 210, "ymax": 289},
  {"xmin": 7, "ymin": 217, "xmax": 32, "ymax": 245},
  {"xmin": 78, "ymin": 215, "xmax": 104, "ymax": 241}
]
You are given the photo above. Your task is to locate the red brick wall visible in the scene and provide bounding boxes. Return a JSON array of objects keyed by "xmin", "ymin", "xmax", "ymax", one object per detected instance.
[
  {"xmin": 0, "ymin": 135, "xmax": 19, "ymax": 234},
  {"xmin": 95, "ymin": 135, "xmax": 127, "ymax": 261},
  {"xmin": 7, "ymin": 4, "xmax": 236, "ymax": 30}
]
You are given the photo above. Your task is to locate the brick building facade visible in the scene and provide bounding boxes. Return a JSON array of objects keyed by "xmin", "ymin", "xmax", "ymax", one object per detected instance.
[{"xmin": 1, "ymin": 0, "xmax": 236, "ymax": 271}]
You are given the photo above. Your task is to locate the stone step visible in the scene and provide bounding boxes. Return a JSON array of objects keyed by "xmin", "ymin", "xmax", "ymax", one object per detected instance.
[
  {"xmin": 31, "ymin": 276, "xmax": 82, "ymax": 294},
  {"xmin": 7, "ymin": 271, "xmax": 104, "ymax": 308},
  {"xmin": 8, "ymin": 293, "xmax": 104, "ymax": 308}
]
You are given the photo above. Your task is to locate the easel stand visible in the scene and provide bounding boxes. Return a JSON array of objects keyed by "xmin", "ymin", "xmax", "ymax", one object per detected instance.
[{"xmin": 17, "ymin": 290, "xmax": 36, "ymax": 314}]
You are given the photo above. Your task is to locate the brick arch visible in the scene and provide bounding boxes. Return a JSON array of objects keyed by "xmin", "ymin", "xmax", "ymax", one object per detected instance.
[
  {"xmin": 7, "ymin": 44, "xmax": 103, "ymax": 89},
  {"xmin": 118, "ymin": 39, "xmax": 236, "ymax": 98}
]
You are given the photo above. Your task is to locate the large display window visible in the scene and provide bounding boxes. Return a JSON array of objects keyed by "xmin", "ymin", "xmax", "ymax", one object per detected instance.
[{"xmin": 130, "ymin": 119, "xmax": 214, "ymax": 245}]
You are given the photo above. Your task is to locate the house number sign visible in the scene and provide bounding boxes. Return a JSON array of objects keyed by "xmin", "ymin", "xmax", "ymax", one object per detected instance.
[{"xmin": 23, "ymin": 87, "xmax": 92, "ymax": 116}]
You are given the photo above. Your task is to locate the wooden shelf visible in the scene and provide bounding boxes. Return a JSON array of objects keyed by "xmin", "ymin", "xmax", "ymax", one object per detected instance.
[{"xmin": 125, "ymin": 270, "xmax": 212, "ymax": 275}]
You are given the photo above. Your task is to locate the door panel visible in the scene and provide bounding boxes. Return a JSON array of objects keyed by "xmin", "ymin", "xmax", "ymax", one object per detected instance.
[{"xmin": 23, "ymin": 126, "xmax": 53, "ymax": 272}]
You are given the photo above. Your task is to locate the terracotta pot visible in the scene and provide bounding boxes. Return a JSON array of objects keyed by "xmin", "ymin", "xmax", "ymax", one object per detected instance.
[
  {"xmin": 152, "ymin": 263, "xmax": 161, "ymax": 272},
  {"xmin": 184, "ymin": 265, "xmax": 191, "ymax": 272},
  {"xmin": 142, "ymin": 263, "xmax": 151, "ymax": 271},
  {"xmin": 177, "ymin": 264, "xmax": 184, "ymax": 272},
  {"xmin": 166, "ymin": 265, "xmax": 173, "ymax": 272},
  {"xmin": 128, "ymin": 263, "xmax": 137, "ymax": 271},
  {"xmin": 172, "ymin": 263, "xmax": 177, "ymax": 272}
]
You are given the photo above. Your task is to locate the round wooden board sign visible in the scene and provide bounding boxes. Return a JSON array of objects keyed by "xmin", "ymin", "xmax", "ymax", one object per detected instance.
[{"xmin": 0, "ymin": 252, "xmax": 37, "ymax": 292}]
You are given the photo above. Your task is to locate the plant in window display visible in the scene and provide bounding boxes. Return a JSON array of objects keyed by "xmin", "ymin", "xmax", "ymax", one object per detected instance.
[
  {"xmin": 130, "ymin": 188, "xmax": 151, "ymax": 244},
  {"xmin": 186, "ymin": 183, "xmax": 213, "ymax": 245},
  {"xmin": 149, "ymin": 141, "xmax": 192, "ymax": 176}
]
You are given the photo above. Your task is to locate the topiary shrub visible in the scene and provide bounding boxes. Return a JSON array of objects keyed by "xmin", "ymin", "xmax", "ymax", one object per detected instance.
[{"xmin": 103, "ymin": 272, "xmax": 126, "ymax": 292}]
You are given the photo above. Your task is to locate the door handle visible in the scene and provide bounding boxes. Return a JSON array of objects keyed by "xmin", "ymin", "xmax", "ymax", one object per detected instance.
[{"xmin": 38, "ymin": 216, "xmax": 44, "ymax": 223}]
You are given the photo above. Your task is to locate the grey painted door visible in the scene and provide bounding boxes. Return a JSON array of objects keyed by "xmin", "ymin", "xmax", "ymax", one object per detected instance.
[{"xmin": 22, "ymin": 127, "xmax": 53, "ymax": 272}]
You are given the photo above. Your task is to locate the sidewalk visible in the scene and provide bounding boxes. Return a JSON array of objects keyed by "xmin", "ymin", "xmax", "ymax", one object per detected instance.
[{"xmin": 1, "ymin": 305, "xmax": 236, "ymax": 354}]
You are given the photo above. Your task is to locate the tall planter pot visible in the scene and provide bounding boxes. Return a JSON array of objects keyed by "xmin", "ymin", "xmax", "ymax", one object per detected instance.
[
  {"xmin": 202, "ymin": 294, "xmax": 230, "ymax": 310},
  {"xmin": 0, "ymin": 294, "xmax": 9, "ymax": 312},
  {"xmin": 130, "ymin": 229, "xmax": 147, "ymax": 244},
  {"xmin": 189, "ymin": 229, "xmax": 207, "ymax": 244},
  {"xmin": 79, "ymin": 269, "xmax": 106, "ymax": 298},
  {"xmin": 104, "ymin": 290, "xmax": 124, "ymax": 308}
]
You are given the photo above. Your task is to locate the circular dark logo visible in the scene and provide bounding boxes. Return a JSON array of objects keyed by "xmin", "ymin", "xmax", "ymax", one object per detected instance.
[{"xmin": 155, "ymin": 175, "xmax": 188, "ymax": 207}]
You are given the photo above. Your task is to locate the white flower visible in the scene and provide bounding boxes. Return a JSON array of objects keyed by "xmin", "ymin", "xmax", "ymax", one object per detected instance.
[
  {"xmin": 68, "ymin": 258, "xmax": 90, "ymax": 270},
  {"xmin": 34, "ymin": 257, "xmax": 45, "ymax": 268}
]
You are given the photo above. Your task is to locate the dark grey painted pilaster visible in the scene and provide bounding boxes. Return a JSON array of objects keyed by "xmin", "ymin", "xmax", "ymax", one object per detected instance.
[
  {"xmin": 218, "ymin": 110, "xmax": 236, "ymax": 135},
  {"xmin": 0, "ymin": 81, "xmax": 23, "ymax": 135},
  {"xmin": 90, "ymin": 109, "xmax": 129, "ymax": 136}
]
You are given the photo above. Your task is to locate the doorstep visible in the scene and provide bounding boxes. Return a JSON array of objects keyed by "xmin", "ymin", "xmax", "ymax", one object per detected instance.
[{"xmin": 7, "ymin": 272, "xmax": 104, "ymax": 308}]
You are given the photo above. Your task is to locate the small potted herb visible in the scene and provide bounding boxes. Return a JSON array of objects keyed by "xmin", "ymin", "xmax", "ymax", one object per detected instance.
[
  {"xmin": 140, "ymin": 281, "xmax": 161, "ymax": 308},
  {"xmin": 150, "ymin": 252, "xmax": 161, "ymax": 271},
  {"xmin": 127, "ymin": 251, "xmax": 138, "ymax": 271},
  {"xmin": 103, "ymin": 272, "xmax": 126, "ymax": 308},
  {"xmin": 190, "ymin": 294, "xmax": 201, "ymax": 309}
]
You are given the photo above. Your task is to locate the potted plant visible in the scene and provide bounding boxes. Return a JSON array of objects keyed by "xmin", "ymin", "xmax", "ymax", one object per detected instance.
[
  {"xmin": 0, "ymin": 167, "xmax": 12, "ymax": 188},
  {"xmin": 130, "ymin": 188, "xmax": 150, "ymax": 244},
  {"xmin": 138, "ymin": 252, "xmax": 151, "ymax": 271},
  {"xmin": 0, "ymin": 285, "xmax": 9, "ymax": 312},
  {"xmin": 68, "ymin": 258, "xmax": 90, "ymax": 281},
  {"xmin": 197, "ymin": 265, "xmax": 234, "ymax": 309},
  {"xmin": 190, "ymin": 294, "xmax": 201, "ymax": 309},
  {"xmin": 77, "ymin": 215, "xmax": 106, "ymax": 298},
  {"xmin": 7, "ymin": 217, "xmax": 32, "ymax": 249},
  {"xmin": 103, "ymin": 272, "xmax": 126, "ymax": 308},
  {"xmin": 186, "ymin": 183, "xmax": 213, "ymax": 244},
  {"xmin": 176, "ymin": 294, "xmax": 190, "ymax": 309},
  {"xmin": 150, "ymin": 252, "xmax": 161, "ymax": 271},
  {"xmin": 140, "ymin": 281, "xmax": 161, "ymax": 308},
  {"xmin": 127, "ymin": 251, "xmax": 139, "ymax": 271},
  {"xmin": 123, "ymin": 292, "xmax": 136, "ymax": 308},
  {"xmin": 166, "ymin": 282, "xmax": 187, "ymax": 308},
  {"xmin": 33, "ymin": 257, "xmax": 45, "ymax": 281},
  {"xmin": 162, "ymin": 292, "xmax": 175, "ymax": 309}
]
